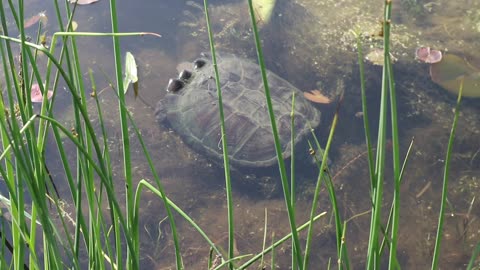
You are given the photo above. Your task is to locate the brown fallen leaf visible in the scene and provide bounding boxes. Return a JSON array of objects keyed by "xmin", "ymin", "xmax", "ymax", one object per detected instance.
[
  {"xmin": 31, "ymin": 83, "xmax": 53, "ymax": 103},
  {"xmin": 303, "ymin": 89, "xmax": 332, "ymax": 104},
  {"xmin": 24, "ymin": 11, "xmax": 48, "ymax": 28}
]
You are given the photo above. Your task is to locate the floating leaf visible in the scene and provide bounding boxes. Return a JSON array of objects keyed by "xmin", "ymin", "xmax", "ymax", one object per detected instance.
[
  {"xmin": 31, "ymin": 83, "xmax": 53, "ymax": 103},
  {"xmin": 123, "ymin": 51, "xmax": 138, "ymax": 95},
  {"xmin": 416, "ymin": 47, "xmax": 442, "ymax": 63},
  {"xmin": 429, "ymin": 54, "xmax": 480, "ymax": 97},
  {"xmin": 69, "ymin": 0, "xmax": 99, "ymax": 5}
]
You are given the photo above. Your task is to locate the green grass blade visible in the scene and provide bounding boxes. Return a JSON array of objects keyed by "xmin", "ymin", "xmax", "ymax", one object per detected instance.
[
  {"xmin": 246, "ymin": 1, "xmax": 303, "ymax": 268},
  {"xmin": 466, "ymin": 241, "xmax": 480, "ymax": 270},
  {"xmin": 106, "ymin": 78, "xmax": 185, "ymax": 269},
  {"xmin": 36, "ymin": 112, "xmax": 136, "ymax": 267},
  {"xmin": 290, "ymin": 93, "xmax": 298, "ymax": 270},
  {"xmin": 261, "ymin": 208, "xmax": 268, "ymax": 268},
  {"xmin": 366, "ymin": 2, "xmax": 395, "ymax": 267},
  {"xmin": 135, "ymin": 180, "xmax": 223, "ymax": 257},
  {"xmin": 238, "ymin": 212, "xmax": 327, "ymax": 269},
  {"xmin": 1, "ymin": 1, "xmax": 178, "ymax": 268},
  {"xmin": 304, "ymin": 100, "xmax": 346, "ymax": 269},
  {"xmin": 95, "ymin": 54, "xmax": 185, "ymax": 269},
  {"xmin": 383, "ymin": 1, "xmax": 402, "ymax": 267},
  {"xmin": 380, "ymin": 139, "xmax": 414, "ymax": 258},
  {"xmin": 107, "ymin": 1, "xmax": 133, "ymax": 268},
  {"xmin": 203, "ymin": 1, "xmax": 235, "ymax": 269},
  {"xmin": 352, "ymin": 30, "xmax": 375, "ymax": 191},
  {"xmin": 430, "ymin": 79, "xmax": 463, "ymax": 270},
  {"xmin": 338, "ymin": 222, "xmax": 347, "ymax": 270},
  {"xmin": 271, "ymin": 232, "xmax": 276, "ymax": 270}
]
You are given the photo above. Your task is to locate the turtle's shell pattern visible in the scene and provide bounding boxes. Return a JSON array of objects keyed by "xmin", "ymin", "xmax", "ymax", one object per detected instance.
[{"xmin": 155, "ymin": 53, "xmax": 321, "ymax": 168}]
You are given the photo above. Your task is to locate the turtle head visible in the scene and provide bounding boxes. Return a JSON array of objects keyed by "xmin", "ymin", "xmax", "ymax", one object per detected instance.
[{"xmin": 166, "ymin": 78, "xmax": 184, "ymax": 93}]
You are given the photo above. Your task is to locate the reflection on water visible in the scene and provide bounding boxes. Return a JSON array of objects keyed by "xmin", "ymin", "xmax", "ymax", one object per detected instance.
[{"xmin": 17, "ymin": 0, "xmax": 480, "ymax": 268}]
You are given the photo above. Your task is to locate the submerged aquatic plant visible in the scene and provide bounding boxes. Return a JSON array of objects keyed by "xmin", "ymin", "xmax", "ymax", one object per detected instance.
[
  {"xmin": 429, "ymin": 54, "xmax": 480, "ymax": 97},
  {"xmin": 415, "ymin": 47, "xmax": 480, "ymax": 97}
]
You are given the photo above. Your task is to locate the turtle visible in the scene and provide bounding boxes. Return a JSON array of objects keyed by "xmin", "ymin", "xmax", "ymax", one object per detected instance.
[{"xmin": 155, "ymin": 52, "xmax": 322, "ymax": 170}]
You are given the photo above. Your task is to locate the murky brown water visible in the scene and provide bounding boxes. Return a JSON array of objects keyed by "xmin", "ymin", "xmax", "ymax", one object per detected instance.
[{"xmin": 10, "ymin": 0, "xmax": 480, "ymax": 268}]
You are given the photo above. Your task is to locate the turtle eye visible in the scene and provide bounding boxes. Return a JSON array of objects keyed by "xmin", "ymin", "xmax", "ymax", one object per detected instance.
[
  {"xmin": 178, "ymin": 70, "xmax": 192, "ymax": 81},
  {"xmin": 166, "ymin": 78, "xmax": 184, "ymax": 93},
  {"xmin": 193, "ymin": 59, "xmax": 206, "ymax": 70}
]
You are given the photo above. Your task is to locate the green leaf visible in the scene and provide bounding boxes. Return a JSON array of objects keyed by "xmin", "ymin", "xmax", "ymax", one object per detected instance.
[
  {"xmin": 124, "ymin": 51, "xmax": 138, "ymax": 94},
  {"xmin": 430, "ymin": 54, "xmax": 480, "ymax": 97}
]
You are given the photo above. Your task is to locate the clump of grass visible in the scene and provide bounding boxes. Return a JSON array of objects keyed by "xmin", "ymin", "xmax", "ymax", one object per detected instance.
[{"xmin": 0, "ymin": 1, "xmax": 171, "ymax": 268}]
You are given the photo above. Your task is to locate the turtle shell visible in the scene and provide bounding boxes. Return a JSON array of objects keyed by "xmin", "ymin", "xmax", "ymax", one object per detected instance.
[{"xmin": 155, "ymin": 52, "xmax": 321, "ymax": 168}]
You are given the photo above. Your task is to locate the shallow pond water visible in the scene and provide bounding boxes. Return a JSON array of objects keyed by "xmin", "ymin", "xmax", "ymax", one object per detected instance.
[{"xmin": 9, "ymin": 0, "xmax": 480, "ymax": 268}]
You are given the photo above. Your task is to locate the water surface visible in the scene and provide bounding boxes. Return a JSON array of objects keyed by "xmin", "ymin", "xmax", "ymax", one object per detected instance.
[{"xmin": 14, "ymin": 0, "xmax": 480, "ymax": 268}]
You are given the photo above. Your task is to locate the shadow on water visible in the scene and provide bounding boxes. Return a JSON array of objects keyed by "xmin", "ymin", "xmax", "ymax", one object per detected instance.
[{"xmin": 14, "ymin": 0, "xmax": 480, "ymax": 268}]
